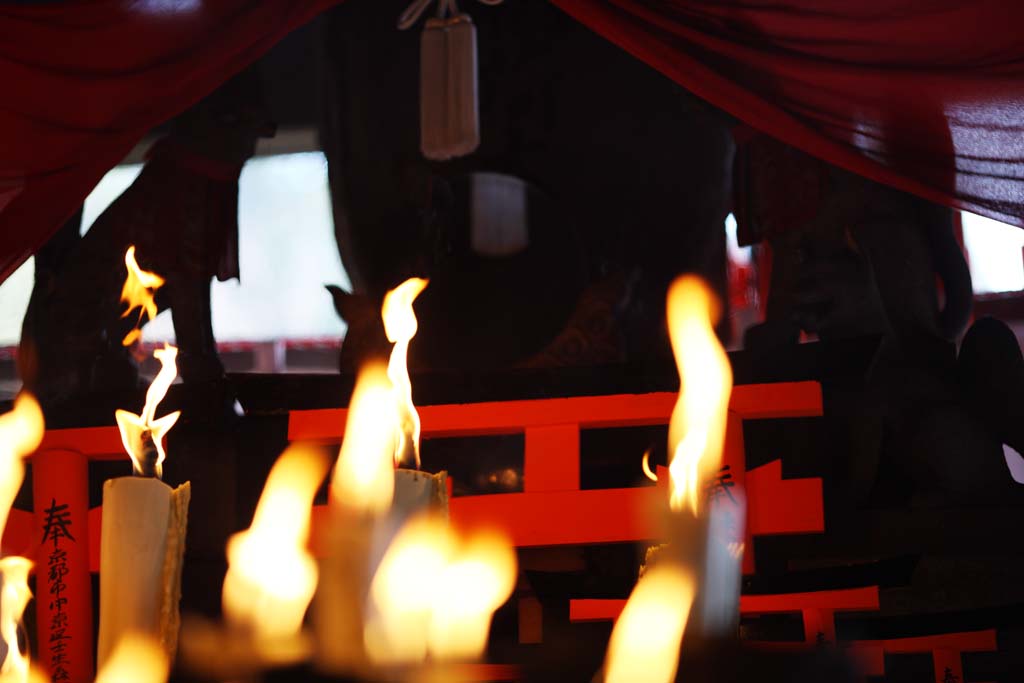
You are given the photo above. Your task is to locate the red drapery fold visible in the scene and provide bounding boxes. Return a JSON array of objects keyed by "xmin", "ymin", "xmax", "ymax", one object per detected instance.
[
  {"xmin": 2, "ymin": 1, "xmax": 1023, "ymax": 284},
  {"xmin": 551, "ymin": 0, "xmax": 1024, "ymax": 228},
  {"xmin": 0, "ymin": 0, "xmax": 342, "ymax": 283}
]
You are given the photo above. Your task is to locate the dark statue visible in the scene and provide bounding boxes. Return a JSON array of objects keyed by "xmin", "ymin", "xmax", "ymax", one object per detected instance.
[
  {"xmin": 321, "ymin": 0, "xmax": 733, "ymax": 371},
  {"xmin": 736, "ymin": 134, "xmax": 1024, "ymax": 507},
  {"xmin": 20, "ymin": 71, "xmax": 273, "ymax": 409}
]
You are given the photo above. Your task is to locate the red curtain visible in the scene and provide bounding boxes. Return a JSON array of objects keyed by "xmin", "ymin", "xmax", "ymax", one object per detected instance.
[
  {"xmin": 552, "ymin": 0, "xmax": 1024, "ymax": 229},
  {"xmin": 0, "ymin": 0, "xmax": 342, "ymax": 283},
  {"xmin": 2, "ymin": 1, "xmax": 1023, "ymax": 284}
]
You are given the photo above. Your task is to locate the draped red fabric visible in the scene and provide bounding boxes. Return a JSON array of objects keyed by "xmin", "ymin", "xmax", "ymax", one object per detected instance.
[
  {"xmin": 2, "ymin": 1, "xmax": 1023, "ymax": 285},
  {"xmin": 0, "ymin": 0, "xmax": 342, "ymax": 283},
  {"xmin": 551, "ymin": 0, "xmax": 1024, "ymax": 230}
]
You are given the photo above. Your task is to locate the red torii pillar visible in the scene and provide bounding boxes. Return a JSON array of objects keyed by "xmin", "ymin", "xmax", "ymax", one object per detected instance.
[{"xmin": 3, "ymin": 427, "xmax": 125, "ymax": 683}]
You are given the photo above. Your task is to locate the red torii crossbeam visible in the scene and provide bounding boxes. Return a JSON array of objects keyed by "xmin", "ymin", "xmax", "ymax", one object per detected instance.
[
  {"xmin": 570, "ymin": 585, "xmax": 881, "ymax": 647},
  {"xmin": 846, "ymin": 629, "xmax": 998, "ymax": 683},
  {"xmin": 289, "ymin": 382, "xmax": 826, "ymax": 574}
]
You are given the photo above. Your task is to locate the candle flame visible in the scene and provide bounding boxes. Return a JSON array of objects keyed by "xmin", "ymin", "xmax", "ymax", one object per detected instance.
[
  {"xmin": 665, "ymin": 276, "xmax": 732, "ymax": 516},
  {"xmin": 114, "ymin": 344, "xmax": 181, "ymax": 478},
  {"xmin": 120, "ymin": 246, "xmax": 165, "ymax": 346},
  {"xmin": 365, "ymin": 517, "xmax": 517, "ymax": 664},
  {"xmin": 0, "ymin": 395, "xmax": 43, "ymax": 683},
  {"xmin": 364, "ymin": 515, "xmax": 454, "ymax": 664},
  {"xmin": 381, "ymin": 278, "xmax": 428, "ymax": 468},
  {"xmin": 428, "ymin": 527, "xmax": 517, "ymax": 661},
  {"xmin": 222, "ymin": 444, "xmax": 329, "ymax": 642},
  {"xmin": 0, "ymin": 394, "xmax": 44, "ymax": 540},
  {"xmin": 641, "ymin": 448, "xmax": 658, "ymax": 483},
  {"xmin": 330, "ymin": 362, "xmax": 397, "ymax": 514},
  {"xmin": 0, "ymin": 557, "xmax": 33, "ymax": 683},
  {"xmin": 94, "ymin": 633, "xmax": 169, "ymax": 683},
  {"xmin": 604, "ymin": 564, "xmax": 695, "ymax": 683}
]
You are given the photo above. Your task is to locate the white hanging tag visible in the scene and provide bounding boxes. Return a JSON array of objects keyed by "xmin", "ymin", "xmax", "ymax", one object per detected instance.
[{"xmin": 420, "ymin": 14, "xmax": 479, "ymax": 160}]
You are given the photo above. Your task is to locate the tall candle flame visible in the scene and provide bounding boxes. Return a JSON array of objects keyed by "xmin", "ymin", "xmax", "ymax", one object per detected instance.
[
  {"xmin": 665, "ymin": 276, "xmax": 732, "ymax": 516},
  {"xmin": 120, "ymin": 246, "xmax": 165, "ymax": 347},
  {"xmin": 94, "ymin": 633, "xmax": 169, "ymax": 683},
  {"xmin": 0, "ymin": 394, "xmax": 43, "ymax": 683},
  {"xmin": 427, "ymin": 527, "xmax": 517, "ymax": 662},
  {"xmin": 0, "ymin": 557, "xmax": 33, "ymax": 683},
  {"xmin": 0, "ymin": 394, "xmax": 44, "ymax": 540},
  {"xmin": 222, "ymin": 444, "xmax": 329, "ymax": 642},
  {"xmin": 381, "ymin": 277, "xmax": 428, "ymax": 468},
  {"xmin": 364, "ymin": 515, "xmax": 454, "ymax": 664},
  {"xmin": 364, "ymin": 515, "xmax": 517, "ymax": 664},
  {"xmin": 604, "ymin": 564, "xmax": 695, "ymax": 683},
  {"xmin": 115, "ymin": 344, "xmax": 181, "ymax": 478},
  {"xmin": 330, "ymin": 362, "xmax": 397, "ymax": 514}
]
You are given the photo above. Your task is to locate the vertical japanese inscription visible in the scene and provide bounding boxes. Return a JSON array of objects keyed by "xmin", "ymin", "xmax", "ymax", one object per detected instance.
[{"xmin": 41, "ymin": 498, "xmax": 74, "ymax": 683}]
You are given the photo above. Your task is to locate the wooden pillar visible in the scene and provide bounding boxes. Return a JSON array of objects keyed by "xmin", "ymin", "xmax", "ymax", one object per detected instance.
[{"xmin": 33, "ymin": 449, "xmax": 93, "ymax": 683}]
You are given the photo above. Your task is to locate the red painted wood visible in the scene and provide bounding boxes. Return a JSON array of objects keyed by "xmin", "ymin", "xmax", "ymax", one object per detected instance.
[
  {"xmin": 569, "ymin": 586, "xmax": 879, "ymax": 624},
  {"xmin": 36, "ymin": 427, "xmax": 124, "ymax": 460},
  {"xmin": 932, "ymin": 649, "xmax": 963, "ymax": 683},
  {"xmin": 1, "ymin": 508, "xmax": 33, "ymax": 557},
  {"xmin": 849, "ymin": 629, "xmax": 997, "ymax": 654},
  {"xmin": 742, "ymin": 586, "xmax": 879, "ymax": 613},
  {"xmin": 287, "ymin": 382, "xmax": 823, "ymax": 441},
  {"xmin": 846, "ymin": 630, "xmax": 998, "ymax": 682},
  {"xmin": 449, "ymin": 664, "xmax": 520, "ymax": 681},
  {"xmin": 450, "ymin": 488, "xmax": 660, "ymax": 547},
  {"xmin": 746, "ymin": 460, "xmax": 824, "ymax": 536},
  {"xmin": 727, "ymin": 382, "xmax": 822, "ymax": 420},
  {"xmin": 33, "ymin": 449, "xmax": 94, "ymax": 683},
  {"xmin": 524, "ymin": 425, "xmax": 579, "ymax": 492}
]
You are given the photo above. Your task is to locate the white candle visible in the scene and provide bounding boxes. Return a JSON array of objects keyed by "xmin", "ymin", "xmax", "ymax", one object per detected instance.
[{"xmin": 96, "ymin": 476, "xmax": 190, "ymax": 670}]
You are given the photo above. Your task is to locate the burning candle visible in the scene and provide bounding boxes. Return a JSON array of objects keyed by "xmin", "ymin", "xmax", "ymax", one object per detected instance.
[
  {"xmin": 363, "ymin": 515, "xmax": 517, "ymax": 667},
  {"xmin": 94, "ymin": 633, "xmax": 169, "ymax": 683},
  {"xmin": 603, "ymin": 564, "xmax": 696, "ymax": 683},
  {"xmin": 98, "ymin": 343, "xmax": 191, "ymax": 671},
  {"xmin": 222, "ymin": 444, "xmax": 329, "ymax": 647},
  {"xmin": 314, "ymin": 362, "xmax": 397, "ymax": 673},
  {"xmin": 660, "ymin": 275, "xmax": 739, "ymax": 638},
  {"xmin": 382, "ymin": 277, "xmax": 428, "ymax": 470},
  {"xmin": 0, "ymin": 393, "xmax": 45, "ymax": 683},
  {"xmin": 629, "ymin": 274, "xmax": 738, "ymax": 666},
  {"xmin": 0, "ymin": 394, "xmax": 44, "ymax": 549},
  {"xmin": 380, "ymin": 278, "xmax": 449, "ymax": 536},
  {"xmin": 316, "ymin": 278, "xmax": 449, "ymax": 674},
  {"xmin": 426, "ymin": 527, "xmax": 517, "ymax": 662}
]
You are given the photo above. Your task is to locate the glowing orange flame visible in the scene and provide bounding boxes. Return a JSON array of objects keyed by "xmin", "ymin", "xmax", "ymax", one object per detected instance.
[
  {"xmin": 94, "ymin": 633, "xmax": 169, "ymax": 683},
  {"xmin": 223, "ymin": 445, "xmax": 329, "ymax": 642},
  {"xmin": 364, "ymin": 516, "xmax": 517, "ymax": 664},
  {"xmin": 0, "ymin": 557, "xmax": 33, "ymax": 683},
  {"xmin": 665, "ymin": 276, "xmax": 732, "ymax": 515},
  {"xmin": 120, "ymin": 246, "xmax": 165, "ymax": 346},
  {"xmin": 364, "ymin": 515, "xmax": 453, "ymax": 664},
  {"xmin": 330, "ymin": 362, "xmax": 397, "ymax": 514},
  {"xmin": 0, "ymin": 393, "xmax": 44, "ymax": 540},
  {"xmin": 641, "ymin": 448, "xmax": 658, "ymax": 483},
  {"xmin": 381, "ymin": 277, "xmax": 428, "ymax": 468},
  {"xmin": 604, "ymin": 564, "xmax": 695, "ymax": 683},
  {"xmin": 428, "ymin": 527, "xmax": 517, "ymax": 662},
  {"xmin": 115, "ymin": 344, "xmax": 181, "ymax": 478}
]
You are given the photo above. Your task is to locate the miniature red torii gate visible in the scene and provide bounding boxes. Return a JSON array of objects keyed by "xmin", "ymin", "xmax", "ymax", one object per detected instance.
[
  {"xmin": 0, "ymin": 379, "xmax": 825, "ymax": 683},
  {"xmin": 290, "ymin": 381, "xmax": 827, "ymax": 575},
  {"xmin": 2, "ymin": 426, "xmax": 124, "ymax": 683}
]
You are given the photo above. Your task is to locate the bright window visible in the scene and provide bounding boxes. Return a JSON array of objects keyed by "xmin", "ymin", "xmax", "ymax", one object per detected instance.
[
  {"xmin": 0, "ymin": 151, "xmax": 349, "ymax": 347},
  {"xmin": 962, "ymin": 211, "xmax": 1024, "ymax": 294}
]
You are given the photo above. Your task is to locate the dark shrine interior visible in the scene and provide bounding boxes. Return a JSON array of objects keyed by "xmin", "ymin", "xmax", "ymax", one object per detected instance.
[{"xmin": 1, "ymin": 2, "xmax": 1024, "ymax": 683}]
